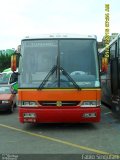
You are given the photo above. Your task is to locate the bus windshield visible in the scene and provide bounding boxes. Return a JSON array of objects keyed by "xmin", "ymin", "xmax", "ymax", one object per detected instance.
[{"xmin": 19, "ymin": 39, "xmax": 99, "ymax": 88}]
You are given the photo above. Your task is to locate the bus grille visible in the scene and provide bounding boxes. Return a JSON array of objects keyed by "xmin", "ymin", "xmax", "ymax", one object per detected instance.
[{"xmin": 38, "ymin": 101, "xmax": 80, "ymax": 106}]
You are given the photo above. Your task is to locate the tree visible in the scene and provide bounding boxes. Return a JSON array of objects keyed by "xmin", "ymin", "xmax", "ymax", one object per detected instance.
[{"xmin": 0, "ymin": 53, "xmax": 11, "ymax": 72}]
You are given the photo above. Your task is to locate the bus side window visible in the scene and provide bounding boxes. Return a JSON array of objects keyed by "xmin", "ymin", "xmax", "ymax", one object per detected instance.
[
  {"xmin": 118, "ymin": 39, "xmax": 120, "ymax": 89},
  {"xmin": 99, "ymin": 54, "xmax": 103, "ymax": 73},
  {"xmin": 110, "ymin": 43, "xmax": 116, "ymax": 59},
  {"xmin": 119, "ymin": 39, "xmax": 120, "ymax": 58}
]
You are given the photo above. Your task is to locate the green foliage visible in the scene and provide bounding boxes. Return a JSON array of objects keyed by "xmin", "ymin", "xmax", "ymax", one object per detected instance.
[
  {"xmin": 6, "ymin": 49, "xmax": 15, "ymax": 55},
  {"xmin": 0, "ymin": 53, "xmax": 11, "ymax": 72},
  {"xmin": 0, "ymin": 48, "xmax": 20, "ymax": 72}
]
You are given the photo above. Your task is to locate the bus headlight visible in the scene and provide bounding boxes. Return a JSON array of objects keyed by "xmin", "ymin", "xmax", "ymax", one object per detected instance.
[
  {"xmin": 23, "ymin": 101, "xmax": 30, "ymax": 106},
  {"xmin": 80, "ymin": 101, "xmax": 101, "ymax": 107},
  {"xmin": 18, "ymin": 101, "xmax": 38, "ymax": 107}
]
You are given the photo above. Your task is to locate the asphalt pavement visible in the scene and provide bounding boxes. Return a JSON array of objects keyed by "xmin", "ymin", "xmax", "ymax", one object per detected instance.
[{"xmin": 0, "ymin": 105, "xmax": 120, "ymax": 157}]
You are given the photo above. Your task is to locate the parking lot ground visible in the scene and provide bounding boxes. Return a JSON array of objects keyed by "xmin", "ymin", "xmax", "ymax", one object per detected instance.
[{"xmin": 0, "ymin": 105, "xmax": 120, "ymax": 155}]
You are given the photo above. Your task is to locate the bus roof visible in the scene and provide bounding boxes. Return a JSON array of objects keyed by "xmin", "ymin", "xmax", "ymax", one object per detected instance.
[{"xmin": 22, "ymin": 34, "xmax": 97, "ymax": 41}]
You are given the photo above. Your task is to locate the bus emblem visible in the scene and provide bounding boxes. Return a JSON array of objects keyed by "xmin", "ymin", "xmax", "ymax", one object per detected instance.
[{"xmin": 56, "ymin": 101, "xmax": 62, "ymax": 107}]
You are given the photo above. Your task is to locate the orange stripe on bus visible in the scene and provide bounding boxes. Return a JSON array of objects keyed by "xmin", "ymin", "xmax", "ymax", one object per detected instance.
[{"xmin": 18, "ymin": 89, "xmax": 101, "ymax": 101}]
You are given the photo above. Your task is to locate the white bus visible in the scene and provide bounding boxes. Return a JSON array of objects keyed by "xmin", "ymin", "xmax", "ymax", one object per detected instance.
[{"xmin": 99, "ymin": 34, "xmax": 120, "ymax": 115}]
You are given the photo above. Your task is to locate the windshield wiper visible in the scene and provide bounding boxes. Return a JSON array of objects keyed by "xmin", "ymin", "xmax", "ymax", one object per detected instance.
[
  {"xmin": 38, "ymin": 65, "xmax": 57, "ymax": 89},
  {"xmin": 60, "ymin": 66, "xmax": 81, "ymax": 90},
  {"xmin": 38, "ymin": 65, "xmax": 81, "ymax": 90}
]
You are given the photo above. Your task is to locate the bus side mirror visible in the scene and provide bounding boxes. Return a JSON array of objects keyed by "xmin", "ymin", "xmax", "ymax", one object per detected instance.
[
  {"xmin": 11, "ymin": 54, "xmax": 17, "ymax": 72},
  {"xmin": 101, "ymin": 57, "xmax": 108, "ymax": 73}
]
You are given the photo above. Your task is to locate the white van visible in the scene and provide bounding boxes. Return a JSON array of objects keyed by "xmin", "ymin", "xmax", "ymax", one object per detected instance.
[{"xmin": 0, "ymin": 68, "xmax": 18, "ymax": 85}]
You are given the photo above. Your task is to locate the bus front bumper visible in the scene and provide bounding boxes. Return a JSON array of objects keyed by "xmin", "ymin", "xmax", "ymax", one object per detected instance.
[{"xmin": 19, "ymin": 107, "xmax": 101, "ymax": 123}]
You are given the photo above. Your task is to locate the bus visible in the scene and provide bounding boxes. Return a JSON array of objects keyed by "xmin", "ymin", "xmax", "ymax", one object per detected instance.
[
  {"xmin": 99, "ymin": 34, "xmax": 120, "ymax": 114},
  {"xmin": 12, "ymin": 34, "xmax": 101, "ymax": 123}
]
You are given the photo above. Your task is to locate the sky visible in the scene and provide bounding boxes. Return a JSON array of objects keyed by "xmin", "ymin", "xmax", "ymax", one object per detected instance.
[{"xmin": 0, "ymin": 0, "xmax": 119, "ymax": 50}]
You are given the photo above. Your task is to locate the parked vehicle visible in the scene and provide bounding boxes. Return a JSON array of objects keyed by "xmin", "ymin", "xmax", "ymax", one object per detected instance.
[
  {"xmin": 99, "ymin": 34, "xmax": 120, "ymax": 115},
  {"xmin": 0, "ymin": 68, "xmax": 18, "ymax": 92},
  {"xmin": 0, "ymin": 85, "xmax": 17, "ymax": 113}
]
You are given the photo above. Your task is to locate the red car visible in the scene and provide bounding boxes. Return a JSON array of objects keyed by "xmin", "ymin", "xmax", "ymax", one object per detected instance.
[{"xmin": 0, "ymin": 85, "xmax": 16, "ymax": 113}]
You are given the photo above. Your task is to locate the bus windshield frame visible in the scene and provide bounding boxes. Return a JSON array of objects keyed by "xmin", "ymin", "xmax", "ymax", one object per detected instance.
[{"xmin": 19, "ymin": 38, "xmax": 100, "ymax": 89}]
